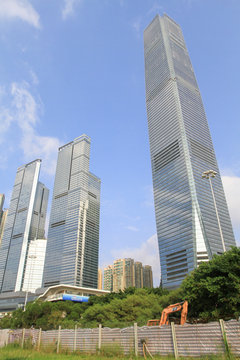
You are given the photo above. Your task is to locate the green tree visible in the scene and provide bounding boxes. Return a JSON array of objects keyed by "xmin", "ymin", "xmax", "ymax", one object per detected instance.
[{"xmin": 181, "ymin": 247, "xmax": 240, "ymax": 322}]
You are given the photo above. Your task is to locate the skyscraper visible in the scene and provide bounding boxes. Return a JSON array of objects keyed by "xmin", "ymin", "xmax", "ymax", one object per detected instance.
[
  {"xmin": 0, "ymin": 194, "xmax": 8, "ymax": 246},
  {"xmin": 0, "ymin": 194, "xmax": 4, "ymax": 221},
  {"xmin": 144, "ymin": 14, "xmax": 236, "ymax": 289},
  {"xmin": 43, "ymin": 135, "xmax": 100, "ymax": 289},
  {"xmin": 0, "ymin": 160, "xmax": 49, "ymax": 293}
]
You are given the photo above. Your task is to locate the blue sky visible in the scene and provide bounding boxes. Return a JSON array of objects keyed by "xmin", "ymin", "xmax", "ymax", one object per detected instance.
[{"xmin": 0, "ymin": 0, "xmax": 239, "ymax": 285}]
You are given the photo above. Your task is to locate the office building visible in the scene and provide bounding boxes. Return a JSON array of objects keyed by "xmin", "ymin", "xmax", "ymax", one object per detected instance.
[
  {"xmin": 0, "ymin": 195, "xmax": 8, "ymax": 246},
  {"xmin": 143, "ymin": 265, "xmax": 153, "ymax": 288},
  {"xmin": 103, "ymin": 265, "xmax": 113, "ymax": 291},
  {"xmin": 0, "ymin": 160, "xmax": 49, "ymax": 293},
  {"xmin": 0, "ymin": 194, "xmax": 4, "ymax": 222},
  {"xmin": 43, "ymin": 135, "xmax": 101, "ymax": 289},
  {"xmin": 144, "ymin": 14, "xmax": 236, "ymax": 289},
  {"xmin": 22, "ymin": 238, "xmax": 47, "ymax": 293},
  {"xmin": 0, "ymin": 210, "xmax": 8, "ymax": 247}
]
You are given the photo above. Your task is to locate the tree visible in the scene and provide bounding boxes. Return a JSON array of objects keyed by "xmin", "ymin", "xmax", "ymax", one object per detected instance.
[{"xmin": 181, "ymin": 247, "xmax": 240, "ymax": 322}]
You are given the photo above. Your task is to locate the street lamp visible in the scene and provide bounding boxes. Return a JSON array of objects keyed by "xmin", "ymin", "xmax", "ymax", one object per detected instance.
[
  {"xmin": 202, "ymin": 170, "xmax": 226, "ymax": 253},
  {"xmin": 24, "ymin": 254, "xmax": 37, "ymax": 311}
]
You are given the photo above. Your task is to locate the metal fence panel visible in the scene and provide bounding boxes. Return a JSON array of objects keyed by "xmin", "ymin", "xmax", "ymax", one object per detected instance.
[
  {"xmin": 176, "ymin": 322, "xmax": 225, "ymax": 357},
  {"xmin": 224, "ymin": 319, "xmax": 240, "ymax": 356},
  {"xmin": 2, "ymin": 319, "xmax": 240, "ymax": 357},
  {"xmin": 137, "ymin": 325, "xmax": 174, "ymax": 356}
]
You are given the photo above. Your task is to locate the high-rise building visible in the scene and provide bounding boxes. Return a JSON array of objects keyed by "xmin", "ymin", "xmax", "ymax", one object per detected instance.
[
  {"xmin": 0, "ymin": 160, "xmax": 49, "ymax": 293},
  {"xmin": 134, "ymin": 261, "xmax": 143, "ymax": 288},
  {"xmin": 98, "ymin": 269, "xmax": 102, "ymax": 290},
  {"xmin": 43, "ymin": 135, "xmax": 101, "ymax": 289},
  {"xmin": 113, "ymin": 258, "xmax": 135, "ymax": 292},
  {"xmin": 104, "ymin": 265, "xmax": 113, "ymax": 291},
  {"xmin": 0, "ymin": 194, "xmax": 8, "ymax": 246},
  {"xmin": 124, "ymin": 258, "xmax": 135, "ymax": 289},
  {"xmin": 144, "ymin": 14, "xmax": 236, "ymax": 289},
  {"xmin": 22, "ymin": 238, "xmax": 47, "ymax": 293},
  {"xmin": 0, "ymin": 194, "xmax": 4, "ymax": 220},
  {"xmin": 143, "ymin": 265, "xmax": 153, "ymax": 288},
  {"xmin": 107, "ymin": 258, "xmax": 152, "ymax": 292},
  {"xmin": 0, "ymin": 210, "xmax": 8, "ymax": 247},
  {"xmin": 112, "ymin": 259, "xmax": 125, "ymax": 292}
]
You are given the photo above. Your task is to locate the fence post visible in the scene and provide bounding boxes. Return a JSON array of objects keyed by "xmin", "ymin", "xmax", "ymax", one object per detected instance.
[
  {"xmin": 21, "ymin": 328, "xmax": 25, "ymax": 348},
  {"xmin": 6, "ymin": 330, "xmax": 10, "ymax": 345},
  {"xmin": 37, "ymin": 328, "xmax": 42, "ymax": 351},
  {"xmin": 57, "ymin": 325, "xmax": 61, "ymax": 354},
  {"xmin": 171, "ymin": 322, "xmax": 179, "ymax": 359},
  {"xmin": 219, "ymin": 319, "xmax": 229, "ymax": 354},
  {"xmin": 134, "ymin": 322, "xmax": 138, "ymax": 357},
  {"xmin": 98, "ymin": 324, "xmax": 102, "ymax": 351},
  {"xmin": 74, "ymin": 324, "xmax": 77, "ymax": 352}
]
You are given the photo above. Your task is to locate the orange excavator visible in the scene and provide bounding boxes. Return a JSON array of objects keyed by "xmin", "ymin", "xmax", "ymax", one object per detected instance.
[{"xmin": 147, "ymin": 300, "xmax": 188, "ymax": 326}]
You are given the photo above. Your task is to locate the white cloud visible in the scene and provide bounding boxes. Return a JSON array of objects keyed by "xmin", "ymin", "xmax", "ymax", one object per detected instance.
[
  {"xmin": 147, "ymin": 2, "xmax": 164, "ymax": 16},
  {"xmin": 142, "ymin": 185, "xmax": 154, "ymax": 208},
  {"xmin": 62, "ymin": 0, "xmax": 82, "ymax": 20},
  {"xmin": 0, "ymin": 82, "xmax": 61, "ymax": 175},
  {"xmin": 222, "ymin": 175, "xmax": 240, "ymax": 242},
  {"xmin": 125, "ymin": 225, "xmax": 139, "ymax": 232},
  {"xmin": 112, "ymin": 234, "xmax": 160, "ymax": 286},
  {"xmin": 0, "ymin": 0, "xmax": 40, "ymax": 28},
  {"xmin": 29, "ymin": 70, "xmax": 39, "ymax": 86},
  {"xmin": 131, "ymin": 16, "xmax": 142, "ymax": 37}
]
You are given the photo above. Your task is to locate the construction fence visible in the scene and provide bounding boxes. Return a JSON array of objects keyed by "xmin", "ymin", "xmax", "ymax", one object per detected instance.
[{"xmin": 1, "ymin": 319, "xmax": 240, "ymax": 357}]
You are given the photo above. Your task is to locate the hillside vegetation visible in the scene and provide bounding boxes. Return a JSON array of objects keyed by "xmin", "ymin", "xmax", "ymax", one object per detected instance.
[{"xmin": 0, "ymin": 247, "xmax": 239, "ymax": 330}]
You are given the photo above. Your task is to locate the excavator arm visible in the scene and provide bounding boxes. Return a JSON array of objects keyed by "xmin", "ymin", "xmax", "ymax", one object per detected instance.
[{"xmin": 147, "ymin": 301, "xmax": 188, "ymax": 326}]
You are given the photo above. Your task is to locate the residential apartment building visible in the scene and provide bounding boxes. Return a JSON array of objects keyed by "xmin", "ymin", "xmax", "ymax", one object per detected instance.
[
  {"xmin": 143, "ymin": 265, "xmax": 153, "ymax": 288},
  {"xmin": 103, "ymin": 265, "xmax": 113, "ymax": 291},
  {"xmin": 98, "ymin": 269, "xmax": 102, "ymax": 290},
  {"xmin": 104, "ymin": 259, "xmax": 153, "ymax": 292}
]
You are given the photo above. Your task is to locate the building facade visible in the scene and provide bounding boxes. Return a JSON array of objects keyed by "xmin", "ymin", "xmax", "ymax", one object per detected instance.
[
  {"xmin": 103, "ymin": 265, "xmax": 113, "ymax": 291},
  {"xmin": 143, "ymin": 265, "xmax": 153, "ymax": 288},
  {"xmin": 22, "ymin": 238, "xmax": 47, "ymax": 293},
  {"xmin": 98, "ymin": 269, "xmax": 102, "ymax": 290},
  {"xmin": 0, "ymin": 194, "xmax": 4, "ymax": 223},
  {"xmin": 0, "ymin": 194, "xmax": 8, "ymax": 246},
  {"xmin": 144, "ymin": 14, "xmax": 236, "ymax": 289},
  {"xmin": 43, "ymin": 135, "xmax": 101, "ymax": 289},
  {"xmin": 0, "ymin": 160, "xmax": 49, "ymax": 293},
  {"xmin": 105, "ymin": 259, "xmax": 153, "ymax": 292},
  {"xmin": 134, "ymin": 262, "xmax": 143, "ymax": 288},
  {"xmin": 112, "ymin": 259, "xmax": 126, "ymax": 292}
]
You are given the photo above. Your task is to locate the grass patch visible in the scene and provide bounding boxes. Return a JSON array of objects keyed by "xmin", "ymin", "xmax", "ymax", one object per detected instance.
[{"xmin": 0, "ymin": 345, "xmax": 238, "ymax": 360}]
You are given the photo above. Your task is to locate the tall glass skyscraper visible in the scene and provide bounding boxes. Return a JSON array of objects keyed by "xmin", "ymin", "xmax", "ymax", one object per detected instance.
[
  {"xmin": 144, "ymin": 14, "xmax": 236, "ymax": 289},
  {"xmin": 43, "ymin": 135, "xmax": 101, "ymax": 289},
  {"xmin": 0, "ymin": 160, "xmax": 49, "ymax": 293}
]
